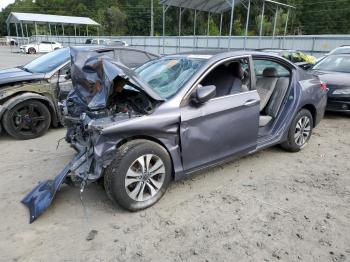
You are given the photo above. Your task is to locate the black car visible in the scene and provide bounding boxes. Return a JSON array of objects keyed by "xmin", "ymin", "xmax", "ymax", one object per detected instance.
[{"xmin": 311, "ymin": 54, "xmax": 350, "ymax": 114}]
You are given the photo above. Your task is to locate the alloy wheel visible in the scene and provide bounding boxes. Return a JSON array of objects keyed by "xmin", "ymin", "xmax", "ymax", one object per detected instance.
[
  {"xmin": 125, "ymin": 154, "xmax": 165, "ymax": 202},
  {"xmin": 294, "ymin": 116, "xmax": 311, "ymax": 146},
  {"xmin": 12, "ymin": 104, "xmax": 46, "ymax": 135}
]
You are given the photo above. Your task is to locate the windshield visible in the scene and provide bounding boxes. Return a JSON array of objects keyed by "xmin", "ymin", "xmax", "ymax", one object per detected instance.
[
  {"xmin": 135, "ymin": 57, "xmax": 205, "ymax": 99},
  {"xmin": 313, "ymin": 55, "xmax": 350, "ymax": 73},
  {"xmin": 23, "ymin": 48, "xmax": 70, "ymax": 73}
]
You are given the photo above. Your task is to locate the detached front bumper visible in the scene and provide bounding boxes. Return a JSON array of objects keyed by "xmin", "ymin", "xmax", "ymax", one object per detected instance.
[{"xmin": 22, "ymin": 150, "xmax": 87, "ymax": 223}]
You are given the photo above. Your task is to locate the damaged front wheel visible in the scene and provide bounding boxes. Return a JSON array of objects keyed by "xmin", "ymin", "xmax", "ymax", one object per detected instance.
[{"xmin": 104, "ymin": 140, "xmax": 172, "ymax": 211}]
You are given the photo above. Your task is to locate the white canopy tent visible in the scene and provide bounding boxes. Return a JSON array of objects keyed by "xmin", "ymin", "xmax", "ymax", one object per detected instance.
[{"xmin": 6, "ymin": 12, "xmax": 100, "ymax": 38}]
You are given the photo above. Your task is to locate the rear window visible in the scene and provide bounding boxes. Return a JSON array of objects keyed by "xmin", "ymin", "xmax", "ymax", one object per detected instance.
[{"xmin": 119, "ymin": 50, "xmax": 152, "ymax": 68}]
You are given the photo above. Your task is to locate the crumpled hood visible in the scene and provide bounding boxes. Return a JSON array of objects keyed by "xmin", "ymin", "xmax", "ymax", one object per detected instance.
[
  {"xmin": 68, "ymin": 47, "xmax": 164, "ymax": 111},
  {"xmin": 0, "ymin": 67, "xmax": 45, "ymax": 86}
]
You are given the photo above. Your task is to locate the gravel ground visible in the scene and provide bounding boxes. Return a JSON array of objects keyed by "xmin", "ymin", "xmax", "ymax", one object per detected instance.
[{"xmin": 0, "ymin": 47, "xmax": 349, "ymax": 262}]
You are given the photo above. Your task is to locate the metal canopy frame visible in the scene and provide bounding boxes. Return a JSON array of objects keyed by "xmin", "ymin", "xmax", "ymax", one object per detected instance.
[
  {"xmin": 6, "ymin": 12, "xmax": 100, "ymax": 38},
  {"xmin": 161, "ymin": 0, "xmax": 295, "ymax": 53},
  {"xmin": 258, "ymin": 0, "xmax": 296, "ymax": 48}
]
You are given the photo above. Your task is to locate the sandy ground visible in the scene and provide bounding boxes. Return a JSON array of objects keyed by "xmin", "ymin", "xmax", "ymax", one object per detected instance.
[{"xmin": 0, "ymin": 47, "xmax": 349, "ymax": 262}]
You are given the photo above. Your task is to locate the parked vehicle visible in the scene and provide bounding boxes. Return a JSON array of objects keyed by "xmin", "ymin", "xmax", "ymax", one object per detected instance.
[
  {"xmin": 260, "ymin": 49, "xmax": 317, "ymax": 69},
  {"xmin": 316, "ymin": 45, "xmax": 350, "ymax": 64},
  {"xmin": 19, "ymin": 41, "xmax": 63, "ymax": 54},
  {"xmin": 327, "ymin": 45, "xmax": 350, "ymax": 56},
  {"xmin": 85, "ymin": 38, "xmax": 128, "ymax": 46},
  {"xmin": 311, "ymin": 54, "xmax": 350, "ymax": 114},
  {"xmin": 22, "ymin": 49, "xmax": 327, "ymax": 223},
  {"xmin": 0, "ymin": 47, "xmax": 160, "ymax": 139}
]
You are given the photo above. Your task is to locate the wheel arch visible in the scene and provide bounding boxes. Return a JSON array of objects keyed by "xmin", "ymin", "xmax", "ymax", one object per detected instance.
[
  {"xmin": 0, "ymin": 92, "xmax": 58, "ymax": 127},
  {"xmin": 300, "ymin": 104, "xmax": 317, "ymax": 127},
  {"xmin": 115, "ymin": 135, "xmax": 176, "ymax": 179}
]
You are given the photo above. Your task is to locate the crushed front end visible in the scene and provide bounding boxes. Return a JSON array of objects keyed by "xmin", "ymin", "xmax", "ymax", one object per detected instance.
[{"xmin": 22, "ymin": 47, "xmax": 161, "ymax": 223}]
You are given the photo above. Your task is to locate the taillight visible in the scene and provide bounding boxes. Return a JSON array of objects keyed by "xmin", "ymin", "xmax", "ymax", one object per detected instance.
[{"xmin": 320, "ymin": 81, "xmax": 328, "ymax": 92}]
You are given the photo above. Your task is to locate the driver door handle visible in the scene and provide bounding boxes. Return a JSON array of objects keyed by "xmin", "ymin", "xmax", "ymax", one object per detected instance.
[{"xmin": 243, "ymin": 99, "xmax": 259, "ymax": 106}]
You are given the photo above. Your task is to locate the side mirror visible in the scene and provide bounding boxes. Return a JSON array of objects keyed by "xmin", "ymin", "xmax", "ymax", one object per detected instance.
[{"xmin": 192, "ymin": 85, "xmax": 216, "ymax": 104}]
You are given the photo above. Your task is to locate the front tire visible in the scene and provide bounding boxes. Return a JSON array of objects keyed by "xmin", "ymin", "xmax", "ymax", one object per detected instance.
[
  {"xmin": 104, "ymin": 140, "xmax": 172, "ymax": 211},
  {"xmin": 281, "ymin": 109, "xmax": 313, "ymax": 152},
  {"xmin": 2, "ymin": 100, "xmax": 51, "ymax": 140}
]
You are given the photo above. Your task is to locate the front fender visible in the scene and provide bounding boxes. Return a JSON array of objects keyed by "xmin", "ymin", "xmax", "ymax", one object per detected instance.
[{"xmin": 0, "ymin": 92, "xmax": 59, "ymax": 126}]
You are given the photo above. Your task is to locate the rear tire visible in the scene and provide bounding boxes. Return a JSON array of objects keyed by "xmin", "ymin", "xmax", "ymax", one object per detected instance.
[
  {"xmin": 104, "ymin": 140, "xmax": 172, "ymax": 211},
  {"xmin": 28, "ymin": 48, "xmax": 36, "ymax": 54},
  {"xmin": 281, "ymin": 109, "xmax": 313, "ymax": 152},
  {"xmin": 2, "ymin": 100, "xmax": 51, "ymax": 140}
]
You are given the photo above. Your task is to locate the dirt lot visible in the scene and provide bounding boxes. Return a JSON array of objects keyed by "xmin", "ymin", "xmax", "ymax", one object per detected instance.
[{"xmin": 0, "ymin": 48, "xmax": 349, "ymax": 262}]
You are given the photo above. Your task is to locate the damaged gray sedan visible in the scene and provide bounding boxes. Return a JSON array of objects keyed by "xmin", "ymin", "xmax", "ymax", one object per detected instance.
[{"xmin": 22, "ymin": 48, "xmax": 327, "ymax": 222}]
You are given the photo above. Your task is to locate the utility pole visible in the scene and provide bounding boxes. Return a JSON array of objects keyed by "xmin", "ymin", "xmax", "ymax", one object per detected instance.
[{"xmin": 150, "ymin": 0, "xmax": 154, "ymax": 36}]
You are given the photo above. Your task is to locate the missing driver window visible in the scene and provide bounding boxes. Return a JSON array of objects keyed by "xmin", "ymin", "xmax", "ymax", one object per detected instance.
[{"xmin": 200, "ymin": 58, "xmax": 251, "ymax": 98}]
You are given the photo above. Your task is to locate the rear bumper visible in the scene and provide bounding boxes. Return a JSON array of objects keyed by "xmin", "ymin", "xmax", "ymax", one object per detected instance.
[{"xmin": 326, "ymin": 96, "xmax": 350, "ymax": 113}]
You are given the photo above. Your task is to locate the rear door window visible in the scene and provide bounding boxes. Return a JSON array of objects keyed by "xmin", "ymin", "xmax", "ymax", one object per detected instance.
[{"xmin": 253, "ymin": 59, "xmax": 290, "ymax": 77}]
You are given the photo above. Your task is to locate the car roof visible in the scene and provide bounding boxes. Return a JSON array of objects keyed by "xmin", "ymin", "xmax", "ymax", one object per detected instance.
[
  {"xmin": 68, "ymin": 45, "xmax": 160, "ymax": 57},
  {"xmin": 166, "ymin": 49, "xmax": 285, "ymax": 60}
]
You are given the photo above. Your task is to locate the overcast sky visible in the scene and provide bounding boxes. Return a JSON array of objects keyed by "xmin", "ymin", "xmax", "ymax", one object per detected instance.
[{"xmin": 0, "ymin": 0, "xmax": 15, "ymax": 10}]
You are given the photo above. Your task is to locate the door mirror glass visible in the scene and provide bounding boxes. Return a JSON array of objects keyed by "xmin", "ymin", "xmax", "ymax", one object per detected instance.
[{"xmin": 192, "ymin": 85, "xmax": 216, "ymax": 104}]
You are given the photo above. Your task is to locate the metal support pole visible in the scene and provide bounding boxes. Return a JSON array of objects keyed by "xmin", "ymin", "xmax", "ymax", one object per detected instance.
[
  {"xmin": 25, "ymin": 24, "xmax": 28, "ymax": 39},
  {"xmin": 194, "ymin": 10, "xmax": 197, "ymax": 35},
  {"xmin": 272, "ymin": 6, "xmax": 278, "ymax": 47},
  {"xmin": 258, "ymin": 0, "xmax": 265, "ymax": 48},
  {"xmin": 178, "ymin": 7, "xmax": 182, "ymax": 36},
  {"xmin": 244, "ymin": 0, "xmax": 251, "ymax": 50},
  {"xmin": 35, "ymin": 22, "xmax": 38, "ymax": 36},
  {"xmin": 162, "ymin": 5, "xmax": 166, "ymax": 54},
  {"xmin": 178, "ymin": 7, "xmax": 184, "ymax": 53},
  {"xmin": 20, "ymin": 22, "xmax": 24, "ymax": 38},
  {"xmin": 207, "ymin": 12, "xmax": 211, "ymax": 48},
  {"xmin": 283, "ymin": 8, "xmax": 290, "ymax": 48},
  {"xmin": 228, "ymin": 0, "xmax": 235, "ymax": 50},
  {"xmin": 20, "ymin": 22, "xmax": 24, "ymax": 46},
  {"xmin": 55, "ymin": 24, "xmax": 57, "ymax": 36},
  {"xmin": 74, "ymin": 25, "xmax": 77, "ymax": 36},
  {"xmin": 193, "ymin": 10, "xmax": 197, "ymax": 51},
  {"xmin": 62, "ymin": 24, "xmax": 65, "ymax": 36},
  {"xmin": 150, "ymin": 0, "xmax": 154, "ymax": 36},
  {"xmin": 207, "ymin": 12, "xmax": 210, "ymax": 36},
  {"xmin": 6, "ymin": 23, "xmax": 10, "ymax": 37},
  {"xmin": 15, "ymin": 23, "xmax": 19, "ymax": 37},
  {"xmin": 219, "ymin": 12, "xmax": 223, "ymax": 36},
  {"xmin": 86, "ymin": 25, "xmax": 88, "ymax": 36},
  {"xmin": 48, "ymin": 23, "xmax": 52, "ymax": 49}
]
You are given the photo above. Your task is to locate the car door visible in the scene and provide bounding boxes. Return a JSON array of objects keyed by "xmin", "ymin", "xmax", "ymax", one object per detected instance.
[
  {"xmin": 179, "ymin": 57, "xmax": 260, "ymax": 171},
  {"xmin": 39, "ymin": 41, "xmax": 49, "ymax": 52}
]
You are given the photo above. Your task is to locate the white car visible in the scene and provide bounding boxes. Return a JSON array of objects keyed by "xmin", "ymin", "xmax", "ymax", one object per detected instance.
[
  {"xmin": 20, "ymin": 41, "xmax": 63, "ymax": 54},
  {"xmin": 85, "ymin": 38, "xmax": 128, "ymax": 46}
]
